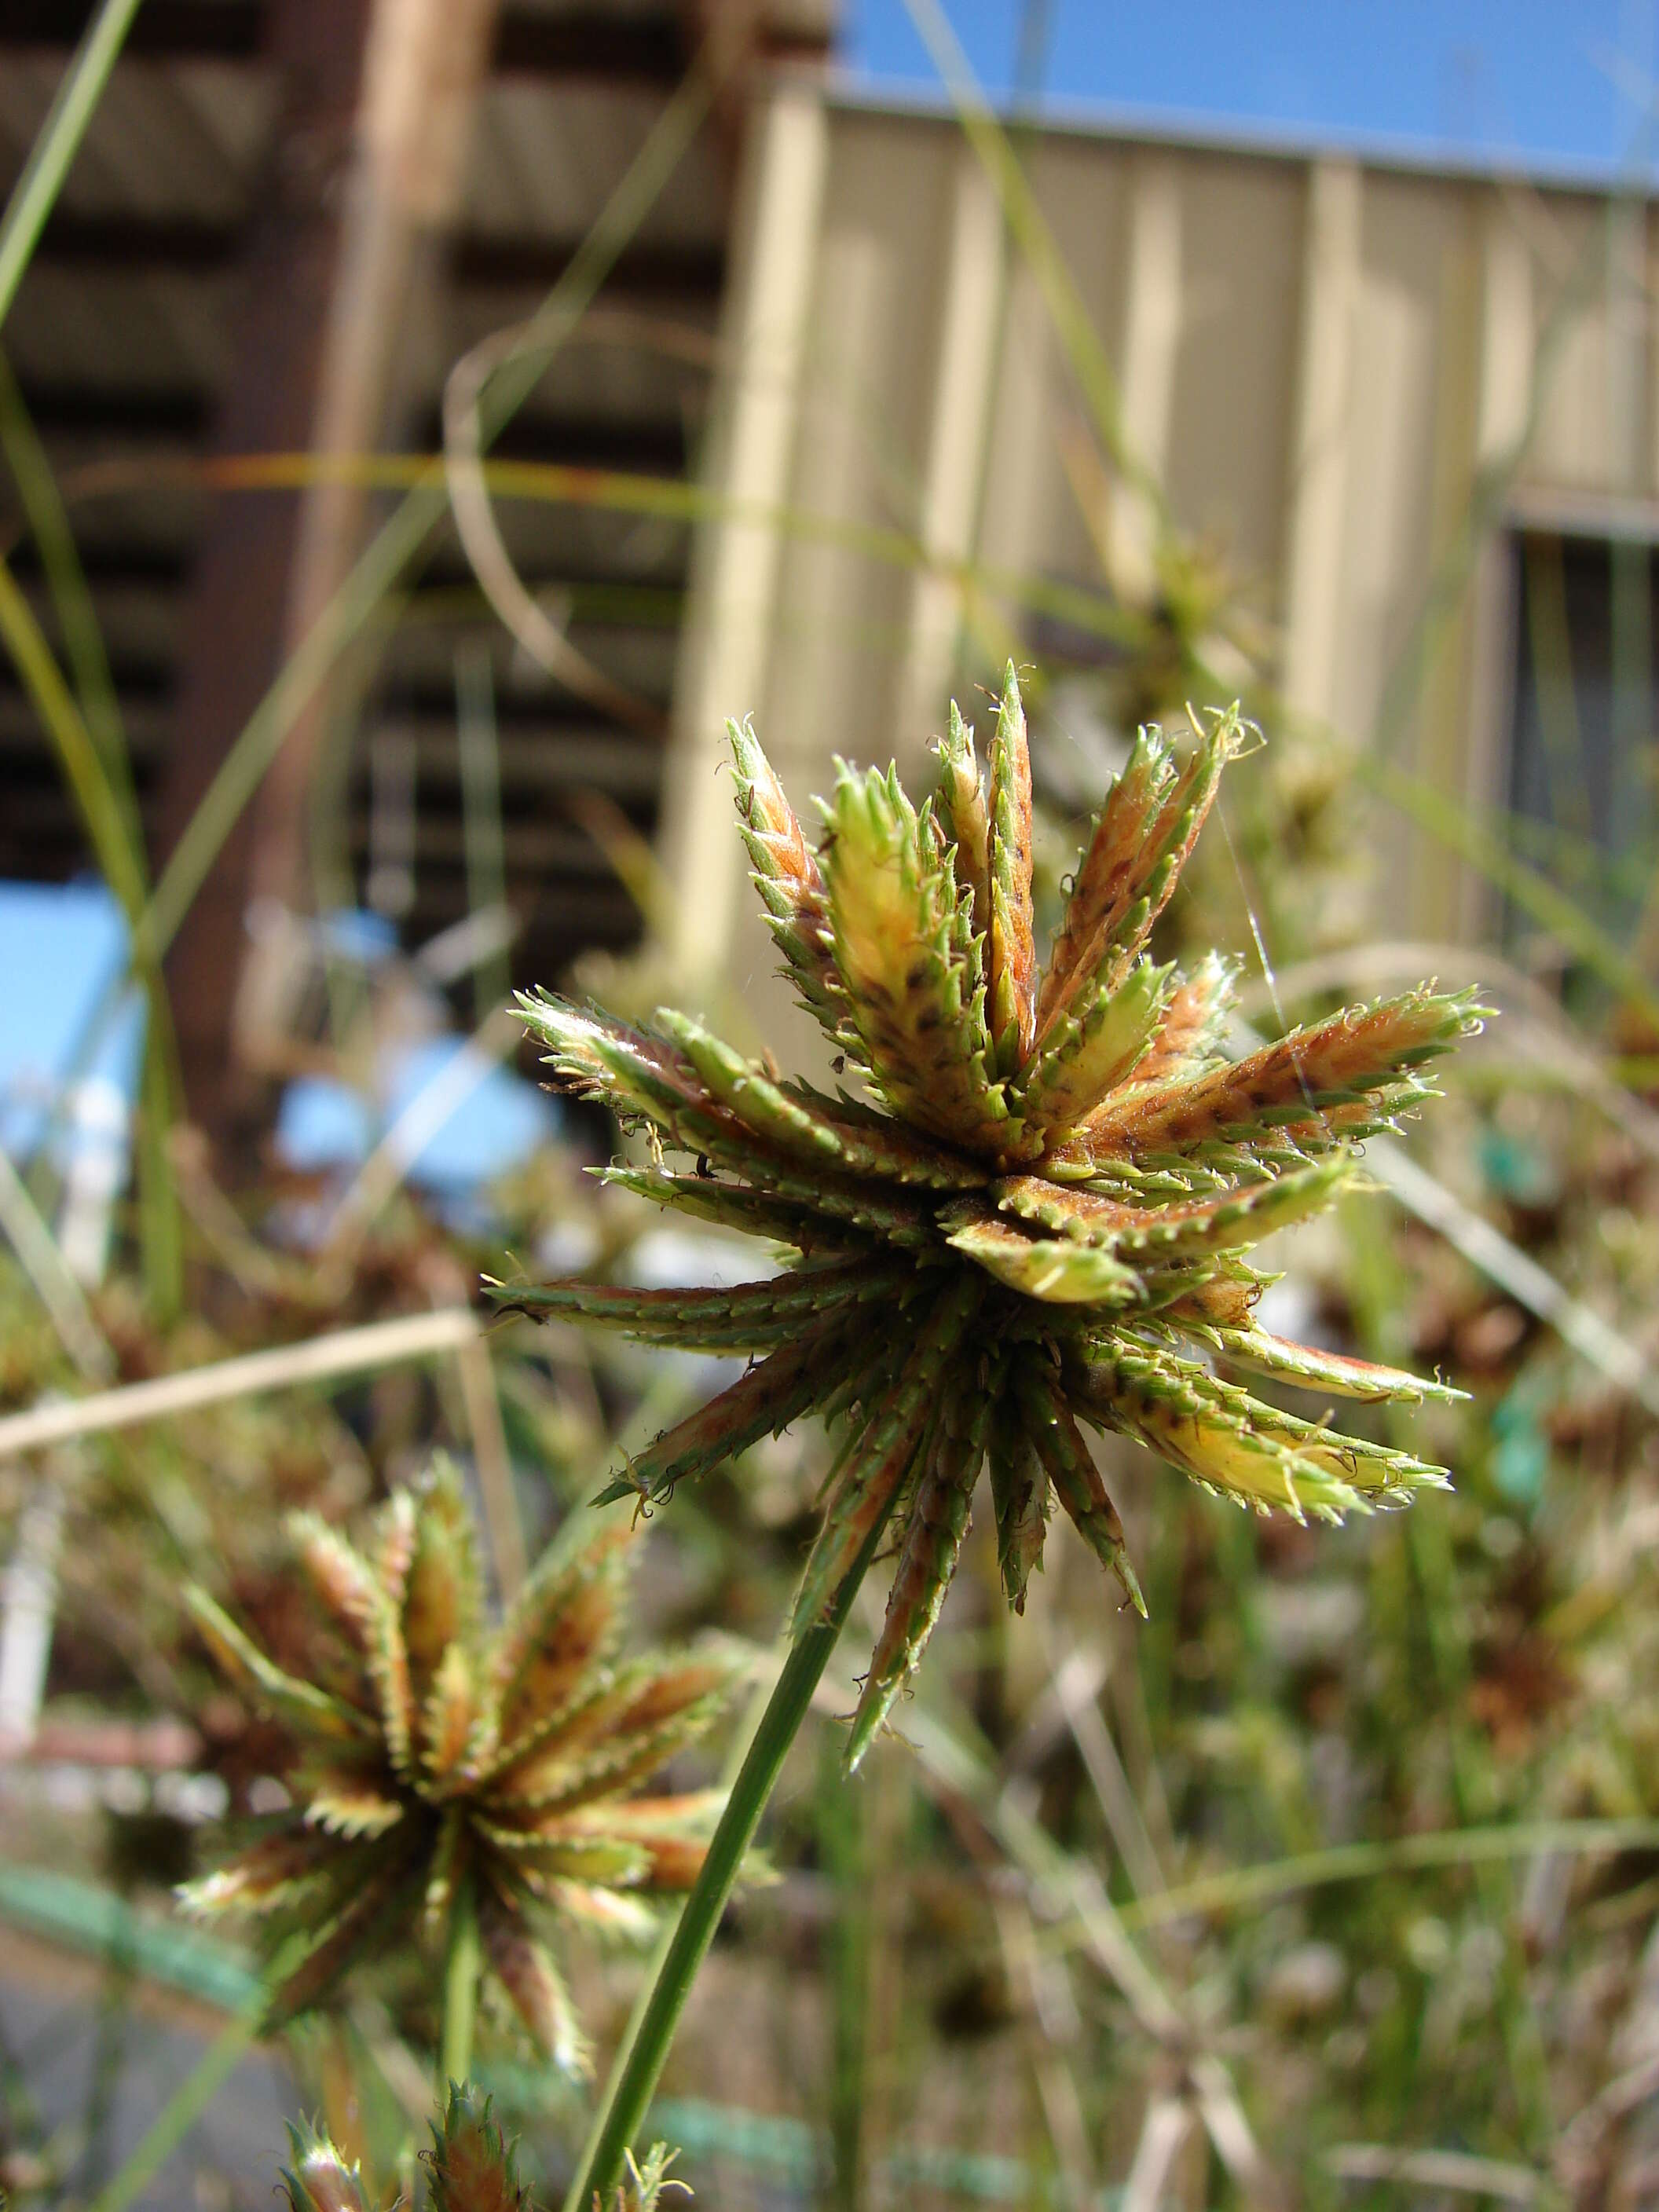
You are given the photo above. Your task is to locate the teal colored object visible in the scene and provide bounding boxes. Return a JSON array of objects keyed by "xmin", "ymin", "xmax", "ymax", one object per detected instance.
[
  {"xmin": 1491, "ymin": 1379, "xmax": 1551, "ymax": 1507},
  {"xmin": 1476, "ymin": 1126, "xmax": 1559, "ymax": 1208}
]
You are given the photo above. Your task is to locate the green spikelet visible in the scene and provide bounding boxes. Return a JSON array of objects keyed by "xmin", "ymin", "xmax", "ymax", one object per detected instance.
[
  {"xmin": 597, "ymin": 1320, "xmax": 871, "ymax": 1506},
  {"xmin": 183, "ymin": 1588, "xmax": 373, "ymax": 1744},
  {"xmin": 821, "ymin": 761, "xmax": 1020, "ymax": 1157},
  {"xmin": 1016, "ymin": 1366, "xmax": 1145, "ymax": 1617},
  {"xmin": 985, "ymin": 665, "xmax": 1038, "ymax": 1076},
  {"xmin": 595, "ymin": 1164, "xmax": 931, "ymax": 1252},
  {"xmin": 1207, "ymin": 1326, "xmax": 1467, "ymax": 1404},
  {"xmin": 987, "ymin": 1391, "xmax": 1049, "ymax": 1611},
  {"xmin": 936, "ymin": 698, "xmax": 990, "ymax": 929},
  {"xmin": 1017, "ymin": 957, "xmax": 1174, "ymax": 1137},
  {"xmin": 847, "ymin": 1380, "xmax": 998, "ymax": 1767},
  {"xmin": 996, "ymin": 1154, "xmax": 1353, "ymax": 1264},
  {"xmin": 515, "ymin": 994, "xmax": 747, "ymax": 1166},
  {"xmin": 499, "ymin": 1260, "xmax": 906, "ymax": 1353},
  {"xmin": 792, "ymin": 1274, "xmax": 981, "ymax": 1634},
  {"xmin": 942, "ymin": 1210, "xmax": 1144, "ymax": 1306}
]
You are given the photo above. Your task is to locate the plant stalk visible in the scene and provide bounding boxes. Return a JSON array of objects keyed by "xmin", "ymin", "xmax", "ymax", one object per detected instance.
[
  {"xmin": 440, "ymin": 1869, "xmax": 482, "ymax": 2092},
  {"xmin": 559, "ymin": 1524, "xmax": 886, "ymax": 2212},
  {"xmin": 85, "ymin": 1935, "xmax": 307, "ymax": 2212}
]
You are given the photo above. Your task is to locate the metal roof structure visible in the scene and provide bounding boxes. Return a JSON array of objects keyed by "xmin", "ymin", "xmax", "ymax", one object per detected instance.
[{"xmin": 0, "ymin": 0, "xmax": 833, "ymax": 1126}]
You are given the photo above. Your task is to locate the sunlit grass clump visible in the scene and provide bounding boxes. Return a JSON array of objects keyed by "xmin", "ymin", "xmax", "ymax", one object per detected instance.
[{"xmin": 504, "ymin": 668, "xmax": 1478, "ymax": 1764}]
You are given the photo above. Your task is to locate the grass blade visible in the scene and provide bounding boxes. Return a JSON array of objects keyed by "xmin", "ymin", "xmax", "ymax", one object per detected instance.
[
  {"xmin": 0, "ymin": 349, "xmax": 136, "ymax": 833},
  {"xmin": 0, "ymin": 0, "xmax": 145, "ymax": 327},
  {"xmin": 0, "ymin": 0, "xmax": 146, "ymax": 331},
  {"xmin": 0, "ymin": 553, "xmax": 182, "ymax": 1312}
]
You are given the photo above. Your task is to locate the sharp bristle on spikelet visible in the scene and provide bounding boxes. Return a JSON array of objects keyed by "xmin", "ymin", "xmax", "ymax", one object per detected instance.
[{"xmin": 821, "ymin": 759, "xmax": 1027, "ymax": 1158}]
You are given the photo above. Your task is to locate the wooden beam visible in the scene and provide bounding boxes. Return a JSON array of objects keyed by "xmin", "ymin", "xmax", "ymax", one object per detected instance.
[
  {"xmin": 452, "ymin": 233, "xmax": 725, "ymax": 302},
  {"xmin": 895, "ymin": 139, "xmax": 1002, "ymax": 761},
  {"xmin": 657, "ymin": 77, "xmax": 828, "ymax": 994},
  {"xmin": 1108, "ymin": 150, "xmax": 1183, "ymax": 600},
  {"xmin": 1456, "ymin": 188, "xmax": 1536, "ymax": 937},
  {"xmin": 152, "ymin": 0, "xmax": 379, "ymax": 1140},
  {"xmin": 25, "ymin": 212, "xmax": 241, "ymax": 273},
  {"xmin": 243, "ymin": 0, "xmax": 502, "ymax": 930},
  {"xmin": 1281, "ymin": 157, "xmax": 1361, "ymax": 727},
  {"xmin": 0, "ymin": 1, "xmax": 262, "ymax": 57}
]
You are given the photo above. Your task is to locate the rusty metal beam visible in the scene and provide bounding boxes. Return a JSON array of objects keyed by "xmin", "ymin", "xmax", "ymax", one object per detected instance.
[
  {"xmin": 242, "ymin": 0, "xmax": 502, "ymax": 922},
  {"xmin": 152, "ymin": 0, "xmax": 377, "ymax": 1140}
]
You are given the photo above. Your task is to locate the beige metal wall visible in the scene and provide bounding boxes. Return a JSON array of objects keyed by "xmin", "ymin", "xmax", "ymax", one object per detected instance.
[{"xmin": 662, "ymin": 81, "xmax": 1652, "ymax": 1045}]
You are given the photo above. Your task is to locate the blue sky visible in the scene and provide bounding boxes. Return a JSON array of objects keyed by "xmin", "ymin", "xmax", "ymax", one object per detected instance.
[{"xmin": 839, "ymin": 1, "xmax": 1658, "ymax": 178}]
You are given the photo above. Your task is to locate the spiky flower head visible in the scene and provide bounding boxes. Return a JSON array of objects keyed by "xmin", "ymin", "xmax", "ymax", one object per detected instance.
[
  {"xmin": 423, "ymin": 2086, "xmax": 533, "ymax": 2212},
  {"xmin": 504, "ymin": 668, "xmax": 1478, "ymax": 1768},
  {"xmin": 605, "ymin": 2144, "xmax": 690, "ymax": 2212},
  {"xmin": 181, "ymin": 1460, "xmax": 740, "ymax": 2070}
]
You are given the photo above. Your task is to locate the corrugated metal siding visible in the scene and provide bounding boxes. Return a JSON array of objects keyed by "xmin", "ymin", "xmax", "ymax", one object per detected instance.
[{"xmin": 666, "ymin": 88, "xmax": 1659, "ymax": 997}]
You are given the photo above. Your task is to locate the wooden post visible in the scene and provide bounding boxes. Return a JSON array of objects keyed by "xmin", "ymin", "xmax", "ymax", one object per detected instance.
[
  {"xmin": 155, "ymin": 0, "xmax": 499, "ymax": 1137},
  {"xmin": 153, "ymin": 0, "xmax": 377, "ymax": 1137}
]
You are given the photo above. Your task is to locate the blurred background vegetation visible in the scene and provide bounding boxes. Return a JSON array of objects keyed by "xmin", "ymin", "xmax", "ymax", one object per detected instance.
[{"xmin": 3, "ymin": 0, "xmax": 1659, "ymax": 2203}]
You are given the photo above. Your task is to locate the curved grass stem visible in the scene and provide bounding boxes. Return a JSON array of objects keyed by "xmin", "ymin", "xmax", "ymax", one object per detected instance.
[{"xmin": 560, "ymin": 1524, "xmax": 886, "ymax": 2212}]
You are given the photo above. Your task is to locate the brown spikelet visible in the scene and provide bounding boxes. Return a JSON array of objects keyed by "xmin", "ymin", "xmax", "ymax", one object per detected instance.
[
  {"xmin": 728, "ymin": 715, "xmax": 850, "ymax": 1046},
  {"xmin": 423, "ymin": 2086, "xmax": 533, "ymax": 2212},
  {"xmin": 1086, "ymin": 988, "xmax": 1481, "ymax": 1158},
  {"xmin": 1039, "ymin": 726, "xmax": 1176, "ymax": 1031},
  {"xmin": 478, "ymin": 1879, "xmax": 588, "ymax": 2075},
  {"xmin": 936, "ymin": 699, "xmax": 991, "ymax": 928},
  {"xmin": 1125, "ymin": 950, "xmax": 1237, "ymax": 1089}
]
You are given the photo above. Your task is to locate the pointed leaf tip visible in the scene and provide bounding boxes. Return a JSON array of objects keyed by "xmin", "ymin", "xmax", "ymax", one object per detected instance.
[
  {"xmin": 726, "ymin": 715, "xmax": 851, "ymax": 1050},
  {"xmin": 985, "ymin": 665, "xmax": 1037, "ymax": 1078}
]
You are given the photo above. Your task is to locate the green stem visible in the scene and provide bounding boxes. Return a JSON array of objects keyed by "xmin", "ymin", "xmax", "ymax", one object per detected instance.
[
  {"xmin": 560, "ymin": 1529, "xmax": 884, "ymax": 2212},
  {"xmin": 84, "ymin": 1934, "xmax": 306, "ymax": 2212},
  {"xmin": 441, "ymin": 1870, "xmax": 482, "ymax": 2092}
]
